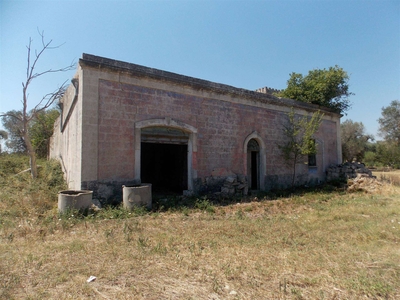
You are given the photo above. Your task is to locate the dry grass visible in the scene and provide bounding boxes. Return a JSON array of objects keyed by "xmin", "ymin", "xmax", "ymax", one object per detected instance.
[
  {"xmin": 373, "ymin": 170, "xmax": 400, "ymax": 186},
  {"xmin": 1, "ymin": 155, "xmax": 400, "ymax": 299}
]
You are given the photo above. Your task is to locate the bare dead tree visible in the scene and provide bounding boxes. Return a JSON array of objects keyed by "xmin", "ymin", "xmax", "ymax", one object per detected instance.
[{"xmin": 0, "ymin": 30, "xmax": 75, "ymax": 178}]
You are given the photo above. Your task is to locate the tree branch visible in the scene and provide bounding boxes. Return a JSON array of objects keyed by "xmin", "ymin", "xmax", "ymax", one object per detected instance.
[
  {"xmin": 0, "ymin": 112, "xmax": 23, "ymax": 122},
  {"xmin": 33, "ymin": 80, "xmax": 68, "ymax": 113}
]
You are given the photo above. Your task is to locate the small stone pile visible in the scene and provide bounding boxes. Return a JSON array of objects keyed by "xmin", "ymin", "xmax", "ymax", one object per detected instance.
[
  {"xmin": 220, "ymin": 174, "xmax": 248, "ymax": 196},
  {"xmin": 326, "ymin": 162, "xmax": 384, "ymax": 193},
  {"xmin": 347, "ymin": 174, "xmax": 383, "ymax": 193},
  {"xmin": 326, "ymin": 162, "xmax": 372, "ymax": 181}
]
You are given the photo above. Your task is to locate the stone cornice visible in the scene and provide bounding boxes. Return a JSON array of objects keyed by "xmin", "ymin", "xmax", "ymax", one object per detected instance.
[{"xmin": 79, "ymin": 53, "xmax": 341, "ymax": 117}]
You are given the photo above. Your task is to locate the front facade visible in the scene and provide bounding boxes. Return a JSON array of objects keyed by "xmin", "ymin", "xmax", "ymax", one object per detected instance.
[{"xmin": 50, "ymin": 54, "xmax": 342, "ymax": 202}]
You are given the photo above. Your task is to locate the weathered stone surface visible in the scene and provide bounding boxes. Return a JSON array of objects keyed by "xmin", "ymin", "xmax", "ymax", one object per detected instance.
[
  {"xmin": 92, "ymin": 198, "xmax": 102, "ymax": 209},
  {"xmin": 225, "ymin": 176, "xmax": 236, "ymax": 184},
  {"xmin": 237, "ymin": 174, "xmax": 247, "ymax": 183},
  {"xmin": 347, "ymin": 174, "xmax": 382, "ymax": 193},
  {"xmin": 211, "ymin": 168, "xmax": 236, "ymax": 177},
  {"xmin": 221, "ymin": 186, "xmax": 235, "ymax": 195},
  {"xmin": 237, "ymin": 184, "xmax": 246, "ymax": 190},
  {"xmin": 327, "ymin": 163, "xmax": 384, "ymax": 193},
  {"xmin": 220, "ymin": 173, "xmax": 248, "ymax": 196},
  {"xmin": 326, "ymin": 162, "xmax": 372, "ymax": 182}
]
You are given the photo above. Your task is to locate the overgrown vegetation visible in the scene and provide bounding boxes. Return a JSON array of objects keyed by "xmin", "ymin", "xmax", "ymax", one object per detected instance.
[
  {"xmin": 278, "ymin": 108, "xmax": 323, "ymax": 188},
  {"xmin": 1, "ymin": 154, "xmax": 400, "ymax": 299}
]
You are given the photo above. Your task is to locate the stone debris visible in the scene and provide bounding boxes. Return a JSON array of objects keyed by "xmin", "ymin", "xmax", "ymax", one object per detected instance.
[
  {"xmin": 326, "ymin": 162, "xmax": 372, "ymax": 182},
  {"xmin": 220, "ymin": 174, "xmax": 248, "ymax": 196},
  {"xmin": 326, "ymin": 162, "xmax": 384, "ymax": 193},
  {"xmin": 229, "ymin": 290, "xmax": 238, "ymax": 295},
  {"xmin": 347, "ymin": 174, "xmax": 383, "ymax": 193},
  {"xmin": 90, "ymin": 198, "xmax": 102, "ymax": 211}
]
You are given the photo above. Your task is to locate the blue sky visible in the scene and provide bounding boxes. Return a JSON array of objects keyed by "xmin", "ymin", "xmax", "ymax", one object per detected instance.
[{"xmin": 1, "ymin": 0, "xmax": 399, "ymax": 140}]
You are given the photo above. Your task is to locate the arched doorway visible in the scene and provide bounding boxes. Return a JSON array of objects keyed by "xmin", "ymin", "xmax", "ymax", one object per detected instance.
[
  {"xmin": 247, "ymin": 139, "xmax": 260, "ymax": 190},
  {"xmin": 243, "ymin": 132, "xmax": 266, "ymax": 191},
  {"xmin": 141, "ymin": 127, "xmax": 188, "ymax": 194},
  {"xmin": 134, "ymin": 118, "xmax": 197, "ymax": 195}
]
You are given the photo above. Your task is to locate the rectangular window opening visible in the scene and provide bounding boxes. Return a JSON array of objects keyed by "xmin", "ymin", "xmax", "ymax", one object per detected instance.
[
  {"xmin": 308, "ymin": 139, "xmax": 317, "ymax": 167},
  {"xmin": 308, "ymin": 154, "xmax": 317, "ymax": 167}
]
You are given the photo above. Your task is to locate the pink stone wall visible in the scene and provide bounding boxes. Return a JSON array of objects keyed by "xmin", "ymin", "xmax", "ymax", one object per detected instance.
[{"xmin": 97, "ymin": 79, "xmax": 340, "ymax": 189}]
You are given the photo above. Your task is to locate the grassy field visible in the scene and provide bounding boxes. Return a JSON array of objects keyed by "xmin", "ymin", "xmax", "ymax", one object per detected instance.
[
  {"xmin": 1, "ymin": 155, "xmax": 400, "ymax": 299},
  {"xmin": 373, "ymin": 170, "xmax": 400, "ymax": 187}
]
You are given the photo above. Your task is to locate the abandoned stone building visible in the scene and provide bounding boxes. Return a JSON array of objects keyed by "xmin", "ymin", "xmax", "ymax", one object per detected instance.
[{"xmin": 49, "ymin": 54, "xmax": 342, "ymax": 202}]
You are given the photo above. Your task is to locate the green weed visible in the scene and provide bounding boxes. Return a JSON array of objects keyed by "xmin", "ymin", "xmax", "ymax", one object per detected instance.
[{"xmin": 195, "ymin": 197, "xmax": 215, "ymax": 213}]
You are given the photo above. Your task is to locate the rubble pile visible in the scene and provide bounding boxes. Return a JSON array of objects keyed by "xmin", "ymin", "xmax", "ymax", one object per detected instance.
[
  {"xmin": 347, "ymin": 174, "xmax": 383, "ymax": 193},
  {"xmin": 326, "ymin": 162, "xmax": 384, "ymax": 193},
  {"xmin": 326, "ymin": 162, "xmax": 372, "ymax": 181},
  {"xmin": 219, "ymin": 174, "xmax": 248, "ymax": 196}
]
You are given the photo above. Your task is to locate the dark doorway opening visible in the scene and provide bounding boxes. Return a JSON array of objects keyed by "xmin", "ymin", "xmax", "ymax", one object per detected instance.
[
  {"xmin": 247, "ymin": 139, "xmax": 260, "ymax": 190},
  {"xmin": 141, "ymin": 142, "xmax": 188, "ymax": 194},
  {"xmin": 250, "ymin": 151, "xmax": 259, "ymax": 190}
]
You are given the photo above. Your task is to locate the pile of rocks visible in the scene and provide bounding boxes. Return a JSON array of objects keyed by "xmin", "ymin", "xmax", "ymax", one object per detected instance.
[
  {"xmin": 326, "ymin": 162, "xmax": 372, "ymax": 182},
  {"xmin": 219, "ymin": 174, "xmax": 248, "ymax": 196},
  {"xmin": 347, "ymin": 174, "xmax": 383, "ymax": 193},
  {"xmin": 326, "ymin": 162, "xmax": 384, "ymax": 193}
]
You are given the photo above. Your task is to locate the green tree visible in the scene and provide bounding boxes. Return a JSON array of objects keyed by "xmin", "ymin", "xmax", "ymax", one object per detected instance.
[
  {"xmin": 378, "ymin": 100, "xmax": 400, "ymax": 145},
  {"xmin": 1, "ymin": 108, "xmax": 60, "ymax": 157},
  {"xmin": 279, "ymin": 108, "xmax": 323, "ymax": 188},
  {"xmin": 30, "ymin": 108, "xmax": 60, "ymax": 158},
  {"xmin": 0, "ymin": 31, "xmax": 74, "ymax": 178},
  {"xmin": 1, "ymin": 110, "xmax": 27, "ymax": 153},
  {"xmin": 363, "ymin": 150, "xmax": 377, "ymax": 168},
  {"xmin": 277, "ymin": 66, "xmax": 353, "ymax": 114},
  {"xmin": 341, "ymin": 120, "xmax": 373, "ymax": 162},
  {"xmin": 375, "ymin": 141, "xmax": 400, "ymax": 169},
  {"xmin": 0, "ymin": 130, "xmax": 8, "ymax": 153}
]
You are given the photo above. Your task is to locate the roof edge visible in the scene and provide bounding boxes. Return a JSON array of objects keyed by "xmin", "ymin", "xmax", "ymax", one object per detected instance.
[{"xmin": 79, "ymin": 53, "xmax": 341, "ymax": 117}]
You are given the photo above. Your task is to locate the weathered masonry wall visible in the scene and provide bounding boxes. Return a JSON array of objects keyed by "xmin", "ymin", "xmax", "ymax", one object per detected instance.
[
  {"xmin": 50, "ymin": 72, "xmax": 83, "ymax": 190},
  {"xmin": 50, "ymin": 54, "xmax": 342, "ymax": 202}
]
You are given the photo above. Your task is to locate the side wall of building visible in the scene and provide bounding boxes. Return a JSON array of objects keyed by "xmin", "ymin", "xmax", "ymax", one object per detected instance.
[{"xmin": 49, "ymin": 70, "xmax": 83, "ymax": 189}]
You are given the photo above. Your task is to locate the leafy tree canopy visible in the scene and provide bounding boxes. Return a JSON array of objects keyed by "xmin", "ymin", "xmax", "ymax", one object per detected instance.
[
  {"xmin": 0, "ymin": 130, "xmax": 8, "ymax": 153},
  {"xmin": 278, "ymin": 66, "xmax": 353, "ymax": 114},
  {"xmin": 378, "ymin": 100, "xmax": 400, "ymax": 145},
  {"xmin": 375, "ymin": 141, "xmax": 400, "ymax": 169},
  {"xmin": 341, "ymin": 120, "xmax": 373, "ymax": 162},
  {"xmin": 1, "ymin": 108, "xmax": 59, "ymax": 158},
  {"xmin": 1, "ymin": 110, "xmax": 27, "ymax": 153},
  {"xmin": 30, "ymin": 108, "xmax": 60, "ymax": 158}
]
